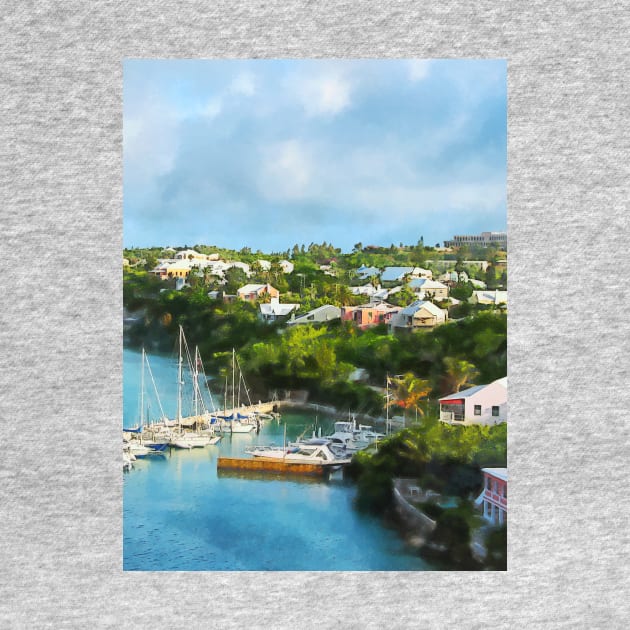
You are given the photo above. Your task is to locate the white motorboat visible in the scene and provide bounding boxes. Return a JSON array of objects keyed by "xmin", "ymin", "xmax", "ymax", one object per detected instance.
[
  {"xmin": 324, "ymin": 419, "xmax": 384, "ymax": 453},
  {"xmin": 246, "ymin": 440, "xmax": 351, "ymax": 466}
]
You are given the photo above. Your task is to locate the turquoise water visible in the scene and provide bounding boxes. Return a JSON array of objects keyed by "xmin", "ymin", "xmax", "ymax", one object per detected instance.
[{"xmin": 123, "ymin": 348, "xmax": 432, "ymax": 571}]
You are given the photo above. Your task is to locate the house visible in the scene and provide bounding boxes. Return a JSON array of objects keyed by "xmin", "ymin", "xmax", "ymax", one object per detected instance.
[
  {"xmin": 389, "ymin": 300, "xmax": 448, "ymax": 331},
  {"xmin": 439, "ymin": 377, "xmax": 507, "ymax": 425},
  {"xmin": 371, "ymin": 286, "xmax": 400, "ymax": 304},
  {"xmin": 279, "ymin": 260, "xmax": 294, "ymax": 274},
  {"xmin": 288, "ymin": 304, "xmax": 341, "ymax": 325},
  {"xmin": 150, "ymin": 259, "xmax": 192, "ymax": 279},
  {"xmin": 236, "ymin": 283, "xmax": 280, "ymax": 301},
  {"xmin": 350, "ymin": 284, "xmax": 378, "ymax": 297},
  {"xmin": 259, "ymin": 297, "xmax": 300, "ymax": 323},
  {"xmin": 341, "ymin": 302, "xmax": 400, "ymax": 329},
  {"xmin": 476, "ymin": 468, "xmax": 507, "ymax": 526},
  {"xmin": 413, "ymin": 267, "xmax": 433, "ymax": 279},
  {"xmin": 226, "ymin": 261, "xmax": 251, "ymax": 276},
  {"xmin": 470, "ymin": 290, "xmax": 507, "ymax": 306},
  {"xmin": 381, "ymin": 266, "xmax": 432, "ymax": 283},
  {"xmin": 356, "ymin": 265, "xmax": 381, "ymax": 280},
  {"xmin": 381, "ymin": 266, "xmax": 415, "ymax": 283},
  {"xmin": 407, "ymin": 278, "xmax": 449, "ymax": 300},
  {"xmin": 174, "ymin": 249, "xmax": 209, "ymax": 261},
  {"xmin": 256, "ymin": 259, "xmax": 272, "ymax": 271}
]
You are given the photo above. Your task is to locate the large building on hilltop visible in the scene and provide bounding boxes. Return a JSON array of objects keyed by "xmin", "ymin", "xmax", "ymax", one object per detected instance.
[{"xmin": 444, "ymin": 231, "xmax": 507, "ymax": 249}]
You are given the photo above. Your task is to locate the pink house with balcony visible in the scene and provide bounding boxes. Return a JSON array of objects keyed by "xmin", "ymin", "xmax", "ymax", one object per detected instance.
[
  {"xmin": 439, "ymin": 377, "xmax": 507, "ymax": 425},
  {"xmin": 340, "ymin": 302, "xmax": 400, "ymax": 329},
  {"xmin": 476, "ymin": 468, "xmax": 507, "ymax": 526}
]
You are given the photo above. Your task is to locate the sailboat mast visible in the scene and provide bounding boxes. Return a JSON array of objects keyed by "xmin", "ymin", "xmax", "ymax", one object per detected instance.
[
  {"xmin": 177, "ymin": 325, "xmax": 183, "ymax": 427},
  {"xmin": 231, "ymin": 348, "xmax": 235, "ymax": 414},
  {"xmin": 140, "ymin": 347, "xmax": 145, "ymax": 430},
  {"xmin": 193, "ymin": 346, "xmax": 199, "ymax": 417},
  {"xmin": 386, "ymin": 373, "xmax": 390, "ymax": 436}
]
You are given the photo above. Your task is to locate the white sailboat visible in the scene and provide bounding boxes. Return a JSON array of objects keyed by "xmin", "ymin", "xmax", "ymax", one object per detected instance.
[
  {"xmin": 217, "ymin": 349, "xmax": 256, "ymax": 434},
  {"xmin": 124, "ymin": 348, "xmax": 170, "ymax": 455},
  {"xmin": 169, "ymin": 327, "xmax": 221, "ymax": 448}
]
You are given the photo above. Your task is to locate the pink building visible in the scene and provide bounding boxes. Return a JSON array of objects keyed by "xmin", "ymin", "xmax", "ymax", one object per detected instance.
[
  {"xmin": 340, "ymin": 302, "xmax": 400, "ymax": 329},
  {"xmin": 439, "ymin": 377, "xmax": 507, "ymax": 425},
  {"xmin": 236, "ymin": 283, "xmax": 280, "ymax": 302},
  {"xmin": 477, "ymin": 468, "xmax": 507, "ymax": 526}
]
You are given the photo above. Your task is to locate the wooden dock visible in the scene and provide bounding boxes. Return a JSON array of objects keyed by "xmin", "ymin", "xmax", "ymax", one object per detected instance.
[{"xmin": 217, "ymin": 456, "xmax": 332, "ymax": 476}]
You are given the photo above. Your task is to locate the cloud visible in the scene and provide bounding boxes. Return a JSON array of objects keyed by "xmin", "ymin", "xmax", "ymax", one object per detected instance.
[
  {"xmin": 203, "ymin": 98, "xmax": 223, "ymax": 118},
  {"xmin": 295, "ymin": 74, "xmax": 352, "ymax": 117},
  {"xmin": 258, "ymin": 140, "xmax": 312, "ymax": 200},
  {"xmin": 124, "ymin": 59, "xmax": 506, "ymax": 249},
  {"xmin": 408, "ymin": 59, "xmax": 431, "ymax": 82},
  {"xmin": 230, "ymin": 73, "xmax": 255, "ymax": 96}
]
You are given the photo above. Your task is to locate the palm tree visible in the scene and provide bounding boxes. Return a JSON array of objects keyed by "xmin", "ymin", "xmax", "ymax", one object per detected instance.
[
  {"xmin": 443, "ymin": 357, "xmax": 479, "ymax": 392},
  {"xmin": 389, "ymin": 373, "xmax": 431, "ymax": 415}
]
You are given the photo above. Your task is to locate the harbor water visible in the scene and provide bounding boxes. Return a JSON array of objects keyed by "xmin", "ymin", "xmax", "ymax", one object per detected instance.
[{"xmin": 123, "ymin": 347, "xmax": 432, "ymax": 571}]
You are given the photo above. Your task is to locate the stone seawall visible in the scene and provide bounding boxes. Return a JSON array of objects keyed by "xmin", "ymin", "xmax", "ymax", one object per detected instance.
[{"xmin": 392, "ymin": 480, "xmax": 437, "ymax": 543}]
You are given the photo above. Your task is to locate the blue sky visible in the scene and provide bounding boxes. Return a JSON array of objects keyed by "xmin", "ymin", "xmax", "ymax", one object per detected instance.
[{"xmin": 124, "ymin": 59, "xmax": 506, "ymax": 252}]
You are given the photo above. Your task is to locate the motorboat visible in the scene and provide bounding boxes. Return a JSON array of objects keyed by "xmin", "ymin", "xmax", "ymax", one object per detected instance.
[{"xmin": 246, "ymin": 440, "xmax": 351, "ymax": 466}]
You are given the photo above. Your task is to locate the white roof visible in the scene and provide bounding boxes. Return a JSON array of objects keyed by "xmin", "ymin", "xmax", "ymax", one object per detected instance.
[
  {"xmin": 400, "ymin": 300, "xmax": 445, "ymax": 317},
  {"xmin": 408, "ymin": 278, "xmax": 448, "ymax": 290},
  {"xmin": 439, "ymin": 377, "xmax": 507, "ymax": 402},
  {"xmin": 473, "ymin": 290, "xmax": 508, "ymax": 304},
  {"xmin": 351, "ymin": 285, "xmax": 377, "ymax": 295},
  {"xmin": 259, "ymin": 302, "xmax": 299, "ymax": 316},
  {"xmin": 237, "ymin": 284, "xmax": 267, "ymax": 294},
  {"xmin": 381, "ymin": 266, "xmax": 414, "ymax": 282},
  {"xmin": 482, "ymin": 468, "xmax": 508, "ymax": 482}
]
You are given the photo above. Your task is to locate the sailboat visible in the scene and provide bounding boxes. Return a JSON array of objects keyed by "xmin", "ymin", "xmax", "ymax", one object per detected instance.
[
  {"xmin": 216, "ymin": 349, "xmax": 256, "ymax": 434},
  {"xmin": 123, "ymin": 348, "xmax": 169, "ymax": 455},
  {"xmin": 168, "ymin": 326, "xmax": 221, "ymax": 448}
]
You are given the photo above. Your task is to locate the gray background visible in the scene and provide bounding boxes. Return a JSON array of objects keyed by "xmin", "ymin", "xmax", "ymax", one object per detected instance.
[{"xmin": 1, "ymin": 2, "xmax": 628, "ymax": 628}]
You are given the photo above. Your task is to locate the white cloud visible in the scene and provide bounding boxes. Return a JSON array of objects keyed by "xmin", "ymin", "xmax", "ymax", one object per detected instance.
[
  {"xmin": 296, "ymin": 74, "xmax": 352, "ymax": 117},
  {"xmin": 230, "ymin": 73, "xmax": 256, "ymax": 96},
  {"xmin": 203, "ymin": 98, "xmax": 223, "ymax": 118},
  {"xmin": 408, "ymin": 59, "xmax": 431, "ymax": 82},
  {"xmin": 258, "ymin": 140, "xmax": 312, "ymax": 200}
]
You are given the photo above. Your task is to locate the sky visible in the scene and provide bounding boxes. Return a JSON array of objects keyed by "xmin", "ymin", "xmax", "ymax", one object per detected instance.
[{"xmin": 124, "ymin": 59, "xmax": 506, "ymax": 252}]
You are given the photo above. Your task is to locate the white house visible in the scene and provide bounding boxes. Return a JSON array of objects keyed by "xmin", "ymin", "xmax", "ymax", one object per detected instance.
[
  {"xmin": 356, "ymin": 265, "xmax": 381, "ymax": 280},
  {"xmin": 256, "ymin": 259, "xmax": 272, "ymax": 271},
  {"xmin": 389, "ymin": 300, "xmax": 448, "ymax": 331},
  {"xmin": 371, "ymin": 286, "xmax": 400, "ymax": 303},
  {"xmin": 381, "ymin": 266, "xmax": 432, "ymax": 283},
  {"xmin": 407, "ymin": 278, "xmax": 449, "ymax": 300},
  {"xmin": 470, "ymin": 290, "xmax": 507, "ymax": 306},
  {"xmin": 381, "ymin": 266, "xmax": 415, "ymax": 283},
  {"xmin": 350, "ymin": 284, "xmax": 378, "ymax": 297},
  {"xmin": 225, "ymin": 261, "xmax": 251, "ymax": 276},
  {"xmin": 279, "ymin": 260, "xmax": 294, "ymax": 274},
  {"xmin": 288, "ymin": 304, "xmax": 341, "ymax": 325},
  {"xmin": 259, "ymin": 297, "xmax": 300, "ymax": 323},
  {"xmin": 439, "ymin": 377, "xmax": 508, "ymax": 425}
]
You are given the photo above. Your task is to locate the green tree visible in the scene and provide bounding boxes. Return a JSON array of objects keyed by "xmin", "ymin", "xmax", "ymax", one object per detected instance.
[
  {"xmin": 443, "ymin": 357, "xmax": 479, "ymax": 393},
  {"xmin": 224, "ymin": 267, "xmax": 248, "ymax": 294}
]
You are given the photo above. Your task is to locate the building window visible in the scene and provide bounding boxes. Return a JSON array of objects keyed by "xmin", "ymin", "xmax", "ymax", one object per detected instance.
[
  {"xmin": 474, "ymin": 405, "xmax": 482, "ymax": 416},
  {"xmin": 492, "ymin": 406, "xmax": 500, "ymax": 417},
  {"xmin": 486, "ymin": 477, "xmax": 492, "ymax": 490}
]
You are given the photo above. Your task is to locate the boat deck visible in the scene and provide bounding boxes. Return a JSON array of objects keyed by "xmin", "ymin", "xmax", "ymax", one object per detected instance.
[{"xmin": 217, "ymin": 456, "xmax": 347, "ymax": 476}]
